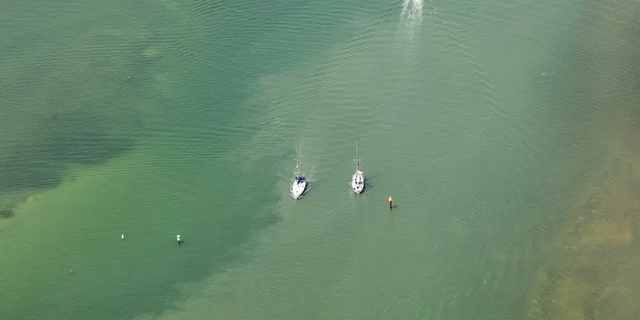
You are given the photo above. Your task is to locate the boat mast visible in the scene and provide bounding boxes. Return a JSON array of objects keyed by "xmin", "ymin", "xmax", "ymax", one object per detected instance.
[
  {"xmin": 294, "ymin": 145, "xmax": 300, "ymax": 177},
  {"xmin": 354, "ymin": 142, "xmax": 361, "ymax": 171}
]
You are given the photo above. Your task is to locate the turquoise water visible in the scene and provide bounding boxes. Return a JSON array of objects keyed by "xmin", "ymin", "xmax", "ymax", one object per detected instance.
[{"xmin": 1, "ymin": 0, "xmax": 637, "ymax": 319}]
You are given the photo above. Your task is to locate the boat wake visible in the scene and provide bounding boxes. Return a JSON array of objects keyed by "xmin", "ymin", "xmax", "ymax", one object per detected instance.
[{"xmin": 400, "ymin": 0, "xmax": 424, "ymax": 34}]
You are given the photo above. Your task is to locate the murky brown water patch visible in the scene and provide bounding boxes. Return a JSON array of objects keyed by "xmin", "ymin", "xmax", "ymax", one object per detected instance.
[{"xmin": 525, "ymin": 0, "xmax": 640, "ymax": 319}]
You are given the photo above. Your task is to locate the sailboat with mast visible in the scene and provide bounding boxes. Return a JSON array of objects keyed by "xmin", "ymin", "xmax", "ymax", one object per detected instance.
[
  {"xmin": 291, "ymin": 146, "xmax": 307, "ymax": 199},
  {"xmin": 351, "ymin": 142, "xmax": 365, "ymax": 194}
]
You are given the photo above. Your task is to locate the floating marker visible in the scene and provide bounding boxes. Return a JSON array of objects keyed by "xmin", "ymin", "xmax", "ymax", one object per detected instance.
[{"xmin": 387, "ymin": 197, "xmax": 393, "ymax": 209}]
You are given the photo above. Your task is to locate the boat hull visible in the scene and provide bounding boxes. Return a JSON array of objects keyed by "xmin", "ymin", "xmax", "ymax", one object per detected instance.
[
  {"xmin": 351, "ymin": 171, "xmax": 365, "ymax": 194},
  {"xmin": 291, "ymin": 180, "xmax": 307, "ymax": 199}
]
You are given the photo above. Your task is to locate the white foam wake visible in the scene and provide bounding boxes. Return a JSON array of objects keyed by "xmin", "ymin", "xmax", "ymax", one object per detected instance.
[{"xmin": 400, "ymin": 0, "xmax": 424, "ymax": 31}]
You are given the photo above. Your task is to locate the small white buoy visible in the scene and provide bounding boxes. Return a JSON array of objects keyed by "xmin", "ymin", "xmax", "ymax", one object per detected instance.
[{"xmin": 121, "ymin": 234, "xmax": 125, "ymax": 239}]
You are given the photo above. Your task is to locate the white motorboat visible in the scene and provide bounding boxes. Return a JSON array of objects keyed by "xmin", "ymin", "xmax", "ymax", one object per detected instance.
[
  {"xmin": 291, "ymin": 148, "xmax": 307, "ymax": 199},
  {"xmin": 351, "ymin": 142, "xmax": 365, "ymax": 194}
]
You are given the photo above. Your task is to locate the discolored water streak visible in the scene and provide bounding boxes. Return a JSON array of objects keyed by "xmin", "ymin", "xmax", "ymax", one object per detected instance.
[
  {"xmin": 0, "ymin": 1, "xmax": 158, "ymax": 199},
  {"xmin": 523, "ymin": 1, "xmax": 640, "ymax": 319}
]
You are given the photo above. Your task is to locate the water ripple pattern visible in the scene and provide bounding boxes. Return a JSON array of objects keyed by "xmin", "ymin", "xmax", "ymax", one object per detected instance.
[{"xmin": 0, "ymin": 0, "xmax": 629, "ymax": 320}]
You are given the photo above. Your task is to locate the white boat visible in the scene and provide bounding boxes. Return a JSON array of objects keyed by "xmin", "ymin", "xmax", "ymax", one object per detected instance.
[
  {"xmin": 291, "ymin": 148, "xmax": 307, "ymax": 199},
  {"xmin": 351, "ymin": 142, "xmax": 365, "ymax": 194}
]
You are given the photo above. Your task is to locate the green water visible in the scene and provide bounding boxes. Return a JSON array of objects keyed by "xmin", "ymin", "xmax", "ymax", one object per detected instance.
[{"xmin": 0, "ymin": 0, "xmax": 637, "ymax": 319}]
